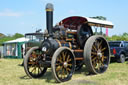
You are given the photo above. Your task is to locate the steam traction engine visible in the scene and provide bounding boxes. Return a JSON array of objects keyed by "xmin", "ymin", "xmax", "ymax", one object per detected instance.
[{"xmin": 24, "ymin": 3, "xmax": 114, "ymax": 82}]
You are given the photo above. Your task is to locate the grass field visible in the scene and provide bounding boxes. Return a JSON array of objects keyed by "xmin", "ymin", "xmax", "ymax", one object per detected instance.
[{"xmin": 0, "ymin": 59, "xmax": 128, "ymax": 85}]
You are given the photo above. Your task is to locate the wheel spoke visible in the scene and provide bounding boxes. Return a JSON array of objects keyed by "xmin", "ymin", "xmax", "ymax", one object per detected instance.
[
  {"xmin": 57, "ymin": 56, "xmax": 63, "ymax": 63},
  {"xmin": 56, "ymin": 66, "xmax": 62, "ymax": 72},
  {"xmin": 60, "ymin": 67, "xmax": 64, "ymax": 79},
  {"xmin": 66, "ymin": 67, "xmax": 71, "ymax": 72},
  {"xmin": 94, "ymin": 60, "xmax": 98, "ymax": 68},
  {"xmin": 66, "ymin": 55, "xmax": 70, "ymax": 62},
  {"xmin": 96, "ymin": 59, "xmax": 104, "ymax": 70},
  {"xmin": 101, "ymin": 55, "xmax": 107, "ymax": 61},
  {"xmin": 92, "ymin": 61, "xmax": 96, "ymax": 68},
  {"xmin": 65, "ymin": 68, "xmax": 69, "ymax": 76},
  {"xmin": 98, "ymin": 40, "xmax": 102, "ymax": 49},
  {"xmin": 97, "ymin": 63, "xmax": 100, "ymax": 71},
  {"xmin": 67, "ymin": 64, "xmax": 72, "ymax": 67},
  {"xmin": 67, "ymin": 58, "xmax": 72, "ymax": 62},
  {"xmin": 101, "ymin": 62, "xmax": 104, "ymax": 66},
  {"xmin": 95, "ymin": 60, "xmax": 101, "ymax": 70},
  {"xmin": 62, "ymin": 52, "xmax": 66, "ymax": 62},
  {"xmin": 92, "ymin": 56, "xmax": 97, "ymax": 61},
  {"xmin": 66, "ymin": 54, "xmax": 72, "ymax": 62},
  {"xmin": 92, "ymin": 45, "xmax": 97, "ymax": 51},
  {"xmin": 57, "ymin": 71, "xmax": 61, "ymax": 78},
  {"xmin": 91, "ymin": 52, "xmax": 97, "ymax": 55},
  {"xmin": 39, "ymin": 66, "xmax": 43, "ymax": 72},
  {"xmin": 101, "ymin": 47, "xmax": 106, "ymax": 52},
  {"xmin": 62, "ymin": 68, "xmax": 65, "ymax": 78},
  {"xmin": 31, "ymin": 66, "xmax": 36, "ymax": 73}
]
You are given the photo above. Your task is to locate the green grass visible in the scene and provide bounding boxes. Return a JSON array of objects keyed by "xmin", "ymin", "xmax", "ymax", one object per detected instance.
[{"xmin": 0, "ymin": 59, "xmax": 128, "ymax": 85}]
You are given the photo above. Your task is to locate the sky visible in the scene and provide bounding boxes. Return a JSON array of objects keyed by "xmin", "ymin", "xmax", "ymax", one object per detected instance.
[{"xmin": 0, "ymin": 0, "xmax": 128, "ymax": 36}]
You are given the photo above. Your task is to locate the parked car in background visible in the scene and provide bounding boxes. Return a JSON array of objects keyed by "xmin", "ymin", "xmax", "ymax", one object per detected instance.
[
  {"xmin": 109, "ymin": 41, "xmax": 128, "ymax": 63},
  {"xmin": 24, "ymin": 32, "xmax": 44, "ymax": 55}
]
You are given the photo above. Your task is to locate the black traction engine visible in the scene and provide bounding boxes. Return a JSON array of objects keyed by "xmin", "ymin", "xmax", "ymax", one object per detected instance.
[{"xmin": 24, "ymin": 3, "xmax": 113, "ymax": 83}]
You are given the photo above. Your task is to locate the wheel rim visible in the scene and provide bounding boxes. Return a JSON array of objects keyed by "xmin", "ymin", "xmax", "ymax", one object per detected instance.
[
  {"xmin": 91, "ymin": 37, "xmax": 109, "ymax": 73},
  {"xmin": 55, "ymin": 49, "xmax": 75, "ymax": 82},
  {"xmin": 120, "ymin": 54, "xmax": 125, "ymax": 62},
  {"xmin": 27, "ymin": 49, "xmax": 46, "ymax": 78}
]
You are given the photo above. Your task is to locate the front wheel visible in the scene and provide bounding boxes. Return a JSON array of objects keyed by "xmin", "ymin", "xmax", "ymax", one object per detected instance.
[
  {"xmin": 84, "ymin": 35, "xmax": 110, "ymax": 74},
  {"xmin": 51, "ymin": 47, "xmax": 75, "ymax": 83},
  {"xmin": 24, "ymin": 47, "xmax": 47, "ymax": 78}
]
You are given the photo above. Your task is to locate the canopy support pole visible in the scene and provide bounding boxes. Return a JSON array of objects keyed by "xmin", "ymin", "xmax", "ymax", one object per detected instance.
[{"xmin": 100, "ymin": 27, "xmax": 102, "ymax": 35}]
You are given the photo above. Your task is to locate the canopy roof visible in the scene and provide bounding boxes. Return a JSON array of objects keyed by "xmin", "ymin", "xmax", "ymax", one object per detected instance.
[
  {"xmin": 25, "ymin": 32, "xmax": 44, "ymax": 36},
  {"xmin": 58, "ymin": 16, "xmax": 114, "ymax": 30}
]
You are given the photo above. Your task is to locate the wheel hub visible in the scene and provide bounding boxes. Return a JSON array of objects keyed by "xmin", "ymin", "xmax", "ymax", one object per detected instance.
[
  {"xmin": 97, "ymin": 50, "xmax": 102, "ymax": 58},
  {"xmin": 63, "ymin": 62, "xmax": 68, "ymax": 68}
]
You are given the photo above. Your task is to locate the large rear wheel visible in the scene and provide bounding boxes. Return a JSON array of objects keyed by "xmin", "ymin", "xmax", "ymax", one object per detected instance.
[
  {"xmin": 51, "ymin": 47, "xmax": 75, "ymax": 83},
  {"xmin": 24, "ymin": 47, "xmax": 47, "ymax": 78},
  {"xmin": 84, "ymin": 35, "xmax": 110, "ymax": 74}
]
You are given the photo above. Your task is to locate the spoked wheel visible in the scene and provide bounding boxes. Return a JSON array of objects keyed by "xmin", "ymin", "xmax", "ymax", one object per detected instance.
[
  {"xmin": 24, "ymin": 47, "xmax": 47, "ymax": 78},
  {"xmin": 51, "ymin": 47, "xmax": 75, "ymax": 83},
  {"xmin": 84, "ymin": 35, "xmax": 110, "ymax": 74}
]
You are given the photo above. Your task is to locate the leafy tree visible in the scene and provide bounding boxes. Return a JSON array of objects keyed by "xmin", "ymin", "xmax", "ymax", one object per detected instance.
[
  {"xmin": 13, "ymin": 33, "xmax": 24, "ymax": 38},
  {"xmin": 90, "ymin": 16, "xmax": 107, "ymax": 20},
  {"xmin": 0, "ymin": 33, "xmax": 24, "ymax": 46},
  {"xmin": 105, "ymin": 33, "xmax": 128, "ymax": 41},
  {"xmin": 0, "ymin": 33, "xmax": 5, "ymax": 38}
]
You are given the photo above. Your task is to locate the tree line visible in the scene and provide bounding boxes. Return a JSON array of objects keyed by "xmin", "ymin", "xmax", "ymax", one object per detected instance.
[
  {"xmin": 0, "ymin": 33, "xmax": 24, "ymax": 46},
  {"xmin": 105, "ymin": 32, "xmax": 128, "ymax": 41}
]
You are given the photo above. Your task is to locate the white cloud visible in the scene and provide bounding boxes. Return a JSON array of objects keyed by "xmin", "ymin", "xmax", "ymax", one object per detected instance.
[{"xmin": 0, "ymin": 9, "xmax": 23, "ymax": 17}]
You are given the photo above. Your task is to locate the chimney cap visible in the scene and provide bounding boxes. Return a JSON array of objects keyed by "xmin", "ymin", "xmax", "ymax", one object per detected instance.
[{"xmin": 45, "ymin": 3, "xmax": 54, "ymax": 11}]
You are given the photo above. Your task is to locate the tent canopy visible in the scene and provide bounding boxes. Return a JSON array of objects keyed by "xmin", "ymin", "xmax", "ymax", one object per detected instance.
[{"xmin": 3, "ymin": 37, "xmax": 29, "ymax": 44}]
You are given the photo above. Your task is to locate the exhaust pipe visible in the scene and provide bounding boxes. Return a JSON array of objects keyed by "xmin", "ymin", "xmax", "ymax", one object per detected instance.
[{"xmin": 45, "ymin": 3, "xmax": 54, "ymax": 37}]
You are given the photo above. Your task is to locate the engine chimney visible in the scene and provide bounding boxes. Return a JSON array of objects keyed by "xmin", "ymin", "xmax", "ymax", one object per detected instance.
[{"xmin": 45, "ymin": 3, "xmax": 54, "ymax": 37}]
